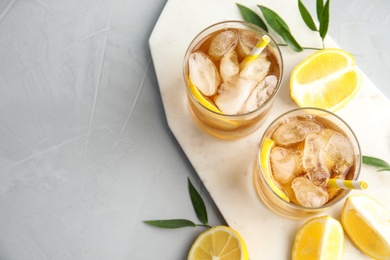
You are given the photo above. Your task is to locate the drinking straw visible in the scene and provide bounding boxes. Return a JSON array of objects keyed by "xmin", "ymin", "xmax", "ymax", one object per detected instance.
[
  {"xmin": 240, "ymin": 35, "xmax": 271, "ymax": 70},
  {"xmin": 326, "ymin": 179, "xmax": 368, "ymax": 190}
]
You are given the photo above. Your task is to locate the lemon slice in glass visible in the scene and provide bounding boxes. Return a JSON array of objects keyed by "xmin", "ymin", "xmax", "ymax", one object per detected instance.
[
  {"xmin": 189, "ymin": 79, "xmax": 222, "ymax": 114},
  {"xmin": 260, "ymin": 138, "xmax": 290, "ymax": 202}
]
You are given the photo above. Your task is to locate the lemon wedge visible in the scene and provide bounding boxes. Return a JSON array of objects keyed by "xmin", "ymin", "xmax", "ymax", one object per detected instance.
[
  {"xmin": 260, "ymin": 138, "xmax": 290, "ymax": 202},
  {"xmin": 341, "ymin": 195, "xmax": 390, "ymax": 259},
  {"xmin": 187, "ymin": 225, "xmax": 249, "ymax": 260},
  {"xmin": 290, "ymin": 48, "xmax": 361, "ymax": 112},
  {"xmin": 292, "ymin": 215, "xmax": 344, "ymax": 260}
]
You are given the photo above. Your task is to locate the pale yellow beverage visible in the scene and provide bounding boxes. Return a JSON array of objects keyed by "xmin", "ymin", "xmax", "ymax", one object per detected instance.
[
  {"xmin": 254, "ymin": 108, "xmax": 361, "ymax": 219},
  {"xmin": 183, "ymin": 21, "xmax": 283, "ymax": 140}
]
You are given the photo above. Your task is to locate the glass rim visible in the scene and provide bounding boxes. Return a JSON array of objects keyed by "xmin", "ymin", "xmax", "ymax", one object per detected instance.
[
  {"xmin": 183, "ymin": 20, "xmax": 284, "ymax": 118},
  {"xmin": 257, "ymin": 107, "xmax": 362, "ymax": 210}
]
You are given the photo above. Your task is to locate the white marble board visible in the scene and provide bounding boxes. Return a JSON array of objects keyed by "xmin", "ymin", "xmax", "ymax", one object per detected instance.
[{"xmin": 149, "ymin": 0, "xmax": 390, "ymax": 259}]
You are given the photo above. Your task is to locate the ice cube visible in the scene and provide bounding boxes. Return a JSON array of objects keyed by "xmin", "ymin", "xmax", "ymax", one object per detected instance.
[
  {"xmin": 240, "ymin": 75, "xmax": 278, "ymax": 113},
  {"xmin": 303, "ymin": 133, "xmax": 330, "ymax": 186},
  {"xmin": 208, "ymin": 29, "xmax": 238, "ymax": 60},
  {"xmin": 239, "ymin": 55, "xmax": 270, "ymax": 82},
  {"xmin": 272, "ymin": 119, "xmax": 322, "ymax": 146},
  {"xmin": 237, "ymin": 29, "xmax": 261, "ymax": 59},
  {"xmin": 240, "ymin": 79, "xmax": 265, "ymax": 113},
  {"xmin": 188, "ymin": 52, "xmax": 220, "ymax": 96},
  {"xmin": 220, "ymin": 50, "xmax": 239, "ymax": 82},
  {"xmin": 264, "ymin": 75, "xmax": 278, "ymax": 96},
  {"xmin": 291, "ymin": 176, "xmax": 329, "ymax": 207},
  {"xmin": 270, "ymin": 147, "xmax": 303, "ymax": 184},
  {"xmin": 214, "ymin": 77, "xmax": 257, "ymax": 115},
  {"xmin": 323, "ymin": 131, "xmax": 354, "ymax": 178}
]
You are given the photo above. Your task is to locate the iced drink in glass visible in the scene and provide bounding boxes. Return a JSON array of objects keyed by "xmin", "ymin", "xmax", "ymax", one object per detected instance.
[
  {"xmin": 183, "ymin": 21, "xmax": 283, "ymax": 140},
  {"xmin": 254, "ymin": 108, "xmax": 361, "ymax": 218}
]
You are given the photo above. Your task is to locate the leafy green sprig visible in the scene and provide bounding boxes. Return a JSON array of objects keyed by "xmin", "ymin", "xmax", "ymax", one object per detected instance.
[
  {"xmin": 144, "ymin": 178, "xmax": 212, "ymax": 229},
  {"xmin": 363, "ymin": 156, "xmax": 390, "ymax": 172},
  {"xmin": 237, "ymin": 0, "xmax": 330, "ymax": 52}
]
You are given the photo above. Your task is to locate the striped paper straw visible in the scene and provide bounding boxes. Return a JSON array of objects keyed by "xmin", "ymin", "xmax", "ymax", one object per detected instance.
[
  {"xmin": 327, "ymin": 179, "xmax": 368, "ymax": 190},
  {"xmin": 240, "ymin": 35, "xmax": 271, "ymax": 70}
]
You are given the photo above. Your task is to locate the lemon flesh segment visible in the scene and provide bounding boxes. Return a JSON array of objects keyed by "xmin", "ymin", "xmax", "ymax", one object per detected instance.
[
  {"xmin": 260, "ymin": 138, "xmax": 290, "ymax": 202},
  {"xmin": 189, "ymin": 79, "xmax": 222, "ymax": 114},
  {"xmin": 341, "ymin": 195, "xmax": 390, "ymax": 259},
  {"xmin": 187, "ymin": 226, "xmax": 249, "ymax": 260},
  {"xmin": 290, "ymin": 48, "xmax": 362, "ymax": 112},
  {"xmin": 298, "ymin": 69, "xmax": 361, "ymax": 109},
  {"xmin": 292, "ymin": 215, "xmax": 344, "ymax": 260},
  {"xmin": 295, "ymin": 50, "xmax": 354, "ymax": 84}
]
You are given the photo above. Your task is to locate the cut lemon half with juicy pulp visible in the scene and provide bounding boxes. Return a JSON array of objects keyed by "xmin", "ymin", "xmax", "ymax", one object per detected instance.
[
  {"xmin": 290, "ymin": 48, "xmax": 362, "ymax": 112},
  {"xmin": 187, "ymin": 225, "xmax": 249, "ymax": 260},
  {"xmin": 260, "ymin": 138, "xmax": 290, "ymax": 202},
  {"xmin": 189, "ymin": 78, "xmax": 222, "ymax": 114},
  {"xmin": 292, "ymin": 215, "xmax": 344, "ymax": 260},
  {"xmin": 341, "ymin": 195, "xmax": 390, "ymax": 259}
]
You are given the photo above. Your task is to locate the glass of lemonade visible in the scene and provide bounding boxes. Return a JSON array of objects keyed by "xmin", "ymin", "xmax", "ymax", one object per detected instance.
[
  {"xmin": 254, "ymin": 107, "xmax": 361, "ymax": 219},
  {"xmin": 183, "ymin": 21, "xmax": 283, "ymax": 140}
]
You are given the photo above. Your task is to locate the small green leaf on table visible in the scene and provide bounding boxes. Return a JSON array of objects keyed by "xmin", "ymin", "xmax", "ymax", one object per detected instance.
[
  {"xmin": 188, "ymin": 177, "xmax": 208, "ymax": 225},
  {"xmin": 144, "ymin": 219, "xmax": 197, "ymax": 229},
  {"xmin": 363, "ymin": 156, "xmax": 390, "ymax": 172},
  {"xmin": 316, "ymin": 0, "xmax": 324, "ymax": 21},
  {"xmin": 236, "ymin": 3, "xmax": 268, "ymax": 32},
  {"xmin": 258, "ymin": 5, "xmax": 303, "ymax": 52},
  {"xmin": 319, "ymin": 0, "xmax": 330, "ymax": 41},
  {"xmin": 298, "ymin": 0, "xmax": 318, "ymax": 31}
]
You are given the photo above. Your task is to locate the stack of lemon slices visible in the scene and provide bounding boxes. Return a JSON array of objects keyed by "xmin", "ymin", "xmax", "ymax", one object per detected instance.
[{"xmin": 290, "ymin": 48, "xmax": 362, "ymax": 112}]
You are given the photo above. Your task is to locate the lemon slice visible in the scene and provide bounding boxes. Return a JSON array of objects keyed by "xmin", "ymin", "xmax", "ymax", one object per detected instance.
[
  {"xmin": 292, "ymin": 215, "xmax": 344, "ymax": 260},
  {"xmin": 260, "ymin": 138, "xmax": 290, "ymax": 202},
  {"xmin": 187, "ymin": 225, "xmax": 249, "ymax": 260},
  {"xmin": 341, "ymin": 195, "xmax": 390, "ymax": 259},
  {"xmin": 189, "ymin": 79, "xmax": 222, "ymax": 114},
  {"xmin": 290, "ymin": 48, "xmax": 362, "ymax": 112}
]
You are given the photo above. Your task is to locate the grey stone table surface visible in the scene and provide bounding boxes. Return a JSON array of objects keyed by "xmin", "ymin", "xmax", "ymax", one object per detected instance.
[{"xmin": 0, "ymin": 0, "xmax": 388, "ymax": 259}]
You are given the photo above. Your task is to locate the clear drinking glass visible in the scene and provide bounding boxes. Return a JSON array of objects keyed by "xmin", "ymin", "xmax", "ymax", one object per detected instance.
[
  {"xmin": 254, "ymin": 107, "xmax": 362, "ymax": 219},
  {"xmin": 183, "ymin": 20, "xmax": 283, "ymax": 140}
]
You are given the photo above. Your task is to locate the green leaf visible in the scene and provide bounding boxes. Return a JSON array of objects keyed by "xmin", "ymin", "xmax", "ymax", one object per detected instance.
[
  {"xmin": 378, "ymin": 167, "xmax": 390, "ymax": 172},
  {"xmin": 319, "ymin": 0, "xmax": 330, "ymax": 40},
  {"xmin": 316, "ymin": 0, "xmax": 324, "ymax": 20},
  {"xmin": 258, "ymin": 5, "xmax": 290, "ymax": 34},
  {"xmin": 298, "ymin": 0, "xmax": 318, "ymax": 31},
  {"xmin": 276, "ymin": 20, "xmax": 304, "ymax": 52},
  {"xmin": 236, "ymin": 3, "xmax": 268, "ymax": 32},
  {"xmin": 258, "ymin": 5, "xmax": 303, "ymax": 52},
  {"xmin": 144, "ymin": 219, "xmax": 196, "ymax": 229},
  {"xmin": 188, "ymin": 178, "xmax": 208, "ymax": 225},
  {"xmin": 363, "ymin": 156, "xmax": 390, "ymax": 168}
]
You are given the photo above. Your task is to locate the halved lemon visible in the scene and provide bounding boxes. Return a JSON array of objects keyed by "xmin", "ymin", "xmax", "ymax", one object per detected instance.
[
  {"xmin": 260, "ymin": 138, "xmax": 290, "ymax": 202},
  {"xmin": 290, "ymin": 48, "xmax": 362, "ymax": 112},
  {"xmin": 341, "ymin": 195, "xmax": 390, "ymax": 259},
  {"xmin": 187, "ymin": 225, "xmax": 249, "ymax": 260},
  {"xmin": 292, "ymin": 215, "xmax": 344, "ymax": 260}
]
